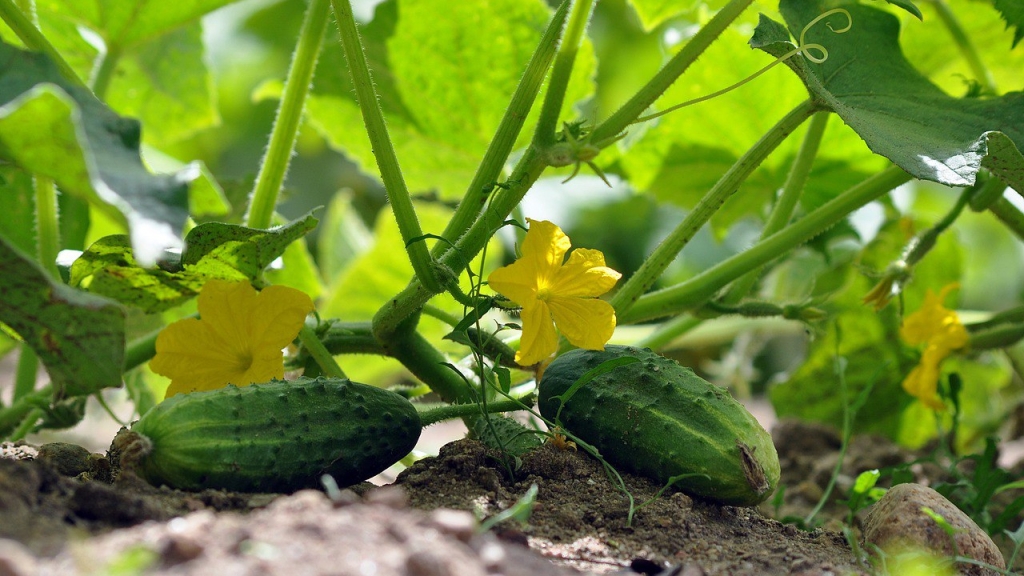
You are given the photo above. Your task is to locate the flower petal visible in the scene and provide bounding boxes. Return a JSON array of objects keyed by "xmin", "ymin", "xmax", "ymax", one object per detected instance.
[
  {"xmin": 519, "ymin": 219, "xmax": 571, "ymax": 282},
  {"xmin": 901, "ymin": 345, "xmax": 947, "ymax": 411},
  {"xmin": 549, "ymin": 248, "xmax": 621, "ymax": 298},
  {"xmin": 247, "ymin": 284, "xmax": 315, "ymax": 353},
  {"xmin": 488, "ymin": 258, "xmax": 540, "ymax": 306},
  {"xmin": 547, "ymin": 296, "xmax": 616, "ymax": 351},
  {"xmin": 900, "ymin": 283, "xmax": 961, "ymax": 345},
  {"xmin": 515, "ymin": 301, "xmax": 558, "ymax": 366}
]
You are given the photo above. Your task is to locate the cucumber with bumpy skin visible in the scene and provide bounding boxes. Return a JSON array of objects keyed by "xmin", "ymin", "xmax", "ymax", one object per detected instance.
[
  {"xmin": 538, "ymin": 346, "xmax": 779, "ymax": 506},
  {"xmin": 120, "ymin": 377, "xmax": 421, "ymax": 492}
]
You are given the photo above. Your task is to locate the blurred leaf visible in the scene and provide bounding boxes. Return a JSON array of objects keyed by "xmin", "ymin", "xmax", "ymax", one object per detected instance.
[
  {"xmin": 304, "ymin": 0, "xmax": 594, "ymax": 198},
  {"xmin": 770, "ymin": 219, "xmax": 965, "ymax": 441},
  {"xmin": 14, "ymin": 1, "xmax": 227, "ymax": 144},
  {"xmin": 754, "ymin": 2, "xmax": 1024, "ymax": 190},
  {"xmin": 883, "ymin": 0, "xmax": 922, "ymax": 19},
  {"xmin": 0, "ymin": 236, "xmax": 125, "ymax": 397},
  {"xmin": 104, "ymin": 23, "xmax": 219, "ymax": 144},
  {"xmin": 0, "ymin": 41, "xmax": 193, "ymax": 265},
  {"xmin": 992, "ymin": 0, "xmax": 1024, "ymax": 47},
  {"xmin": 70, "ymin": 211, "xmax": 319, "ymax": 312},
  {"xmin": 317, "ymin": 192, "xmax": 374, "ymax": 282},
  {"xmin": 619, "ymin": 22, "xmax": 878, "ymax": 233},
  {"xmin": 265, "ymin": 236, "xmax": 324, "ymax": 300}
]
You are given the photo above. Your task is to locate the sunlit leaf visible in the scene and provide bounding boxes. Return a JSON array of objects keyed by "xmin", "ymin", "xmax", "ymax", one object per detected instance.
[
  {"xmin": 753, "ymin": 2, "xmax": 1024, "ymax": 190},
  {"xmin": 0, "ymin": 236, "xmax": 125, "ymax": 397},
  {"xmin": 70, "ymin": 212, "xmax": 319, "ymax": 312}
]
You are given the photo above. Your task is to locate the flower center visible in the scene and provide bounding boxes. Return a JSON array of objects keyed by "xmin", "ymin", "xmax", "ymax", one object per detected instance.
[
  {"xmin": 234, "ymin": 350, "xmax": 255, "ymax": 374},
  {"xmin": 536, "ymin": 284, "xmax": 552, "ymax": 301}
]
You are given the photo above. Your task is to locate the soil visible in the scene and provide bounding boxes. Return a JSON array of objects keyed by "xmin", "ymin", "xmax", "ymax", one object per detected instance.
[{"xmin": 0, "ymin": 420, "xmax": 1020, "ymax": 576}]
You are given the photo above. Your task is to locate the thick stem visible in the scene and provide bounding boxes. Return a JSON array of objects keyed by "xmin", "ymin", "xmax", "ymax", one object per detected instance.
[
  {"xmin": 12, "ymin": 346, "xmax": 38, "ymax": 403},
  {"xmin": 33, "ymin": 176, "xmax": 60, "ymax": 278},
  {"xmin": 388, "ymin": 329, "xmax": 475, "ymax": 404},
  {"xmin": 0, "ymin": 0, "xmax": 83, "ymax": 86},
  {"xmin": 417, "ymin": 396, "xmax": 533, "ymax": 427},
  {"xmin": 434, "ymin": 0, "xmax": 570, "ymax": 255},
  {"xmin": 298, "ymin": 324, "xmax": 347, "ymax": 379},
  {"xmin": 621, "ymin": 166, "xmax": 912, "ymax": 323},
  {"xmin": 331, "ymin": 0, "xmax": 440, "ymax": 294},
  {"xmin": 0, "ymin": 384, "xmax": 51, "ymax": 438},
  {"xmin": 723, "ymin": 110, "xmax": 830, "ymax": 303},
  {"xmin": 532, "ymin": 0, "xmax": 594, "ymax": 148},
  {"xmin": 989, "ymin": 197, "xmax": 1024, "ymax": 242},
  {"xmin": 246, "ymin": 0, "xmax": 331, "ymax": 230},
  {"xmin": 90, "ymin": 43, "xmax": 122, "ymax": 102},
  {"xmin": 611, "ymin": 99, "xmax": 818, "ymax": 316},
  {"xmin": 589, "ymin": 0, "xmax": 755, "ymax": 144}
]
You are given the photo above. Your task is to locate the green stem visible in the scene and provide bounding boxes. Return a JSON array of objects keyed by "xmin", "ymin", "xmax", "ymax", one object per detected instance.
[
  {"xmin": 0, "ymin": 0, "xmax": 83, "ymax": 86},
  {"xmin": 12, "ymin": 345, "xmax": 38, "ymax": 403},
  {"xmin": 723, "ymin": 111, "xmax": 830, "ymax": 304},
  {"xmin": 636, "ymin": 315, "xmax": 702, "ymax": 350},
  {"xmin": 611, "ymin": 99, "xmax": 818, "ymax": 316},
  {"xmin": 10, "ymin": 408, "xmax": 42, "ymax": 441},
  {"xmin": 417, "ymin": 396, "xmax": 533, "ymax": 427},
  {"xmin": 589, "ymin": 0, "xmax": 755, "ymax": 144},
  {"xmin": 388, "ymin": 329, "xmax": 475, "ymax": 404},
  {"xmin": 928, "ymin": 0, "xmax": 996, "ymax": 93},
  {"xmin": 331, "ymin": 0, "xmax": 440, "ymax": 294},
  {"xmin": 373, "ymin": 147, "xmax": 549, "ymax": 341},
  {"xmin": 246, "ymin": 0, "xmax": 330, "ymax": 230},
  {"xmin": 969, "ymin": 324, "xmax": 1024, "ymax": 351},
  {"xmin": 298, "ymin": 324, "xmax": 347, "ymax": 379},
  {"xmin": 434, "ymin": 0, "xmax": 570, "ymax": 255},
  {"xmin": 621, "ymin": 166, "xmax": 912, "ymax": 323},
  {"xmin": 532, "ymin": 0, "xmax": 594, "ymax": 148},
  {"xmin": 34, "ymin": 176, "xmax": 60, "ymax": 278},
  {"xmin": 967, "ymin": 176, "xmax": 1006, "ymax": 212},
  {"xmin": 317, "ymin": 321, "xmax": 386, "ymax": 355},
  {"xmin": 90, "ymin": 43, "xmax": 122, "ymax": 102},
  {"xmin": 988, "ymin": 197, "xmax": 1024, "ymax": 242},
  {"xmin": 0, "ymin": 384, "xmax": 50, "ymax": 439}
]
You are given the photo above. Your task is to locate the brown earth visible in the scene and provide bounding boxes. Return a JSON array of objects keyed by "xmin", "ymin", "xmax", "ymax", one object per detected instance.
[{"xmin": 0, "ymin": 420, "xmax": 1020, "ymax": 576}]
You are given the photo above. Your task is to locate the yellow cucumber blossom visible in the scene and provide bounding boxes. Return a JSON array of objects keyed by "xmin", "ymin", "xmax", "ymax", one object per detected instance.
[
  {"xmin": 487, "ymin": 219, "xmax": 621, "ymax": 367},
  {"xmin": 151, "ymin": 279, "xmax": 314, "ymax": 398},
  {"xmin": 899, "ymin": 283, "xmax": 967, "ymax": 410}
]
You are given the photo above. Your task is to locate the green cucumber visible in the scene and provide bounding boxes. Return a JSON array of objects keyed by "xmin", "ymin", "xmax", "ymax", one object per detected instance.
[
  {"xmin": 120, "ymin": 377, "xmax": 421, "ymax": 492},
  {"xmin": 538, "ymin": 346, "xmax": 780, "ymax": 506}
]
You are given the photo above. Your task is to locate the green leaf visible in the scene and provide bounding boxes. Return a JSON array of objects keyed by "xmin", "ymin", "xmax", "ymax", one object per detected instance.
[
  {"xmin": 620, "ymin": 18, "xmax": 881, "ymax": 233},
  {"xmin": 0, "ymin": 236, "xmax": 126, "ymax": 397},
  {"xmin": 104, "ymin": 23, "xmax": 219, "ymax": 144},
  {"xmin": 41, "ymin": 0, "xmax": 235, "ymax": 49},
  {"xmin": 0, "ymin": 41, "xmax": 193, "ymax": 265},
  {"xmin": 304, "ymin": 0, "xmax": 594, "ymax": 198},
  {"xmin": 70, "ymin": 212, "xmax": 320, "ymax": 312},
  {"xmin": 992, "ymin": 0, "xmax": 1024, "ymax": 47},
  {"xmin": 753, "ymin": 2, "xmax": 1024, "ymax": 190},
  {"xmin": 882, "ymin": 0, "xmax": 922, "ymax": 19}
]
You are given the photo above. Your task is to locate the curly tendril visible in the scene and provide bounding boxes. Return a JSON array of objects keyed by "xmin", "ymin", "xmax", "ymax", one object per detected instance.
[{"xmin": 633, "ymin": 8, "xmax": 852, "ymax": 124}]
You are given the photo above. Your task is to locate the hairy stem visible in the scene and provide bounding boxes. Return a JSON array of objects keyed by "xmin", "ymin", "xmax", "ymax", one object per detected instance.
[
  {"xmin": 90, "ymin": 43, "xmax": 122, "ymax": 102},
  {"xmin": 435, "ymin": 0, "xmax": 570, "ymax": 254},
  {"xmin": 723, "ymin": 110, "xmax": 830, "ymax": 303},
  {"xmin": 532, "ymin": 0, "xmax": 594, "ymax": 148},
  {"xmin": 611, "ymin": 99, "xmax": 818, "ymax": 316},
  {"xmin": 247, "ymin": 0, "xmax": 330, "ymax": 230},
  {"xmin": 621, "ymin": 166, "xmax": 912, "ymax": 323},
  {"xmin": 331, "ymin": 0, "xmax": 440, "ymax": 294}
]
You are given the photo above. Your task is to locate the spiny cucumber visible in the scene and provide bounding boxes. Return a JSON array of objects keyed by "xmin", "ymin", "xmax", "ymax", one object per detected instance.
[
  {"xmin": 538, "ymin": 346, "xmax": 780, "ymax": 506},
  {"xmin": 119, "ymin": 377, "xmax": 421, "ymax": 492}
]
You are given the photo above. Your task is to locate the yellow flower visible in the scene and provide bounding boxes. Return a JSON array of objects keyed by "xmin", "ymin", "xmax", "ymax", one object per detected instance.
[
  {"xmin": 899, "ymin": 283, "xmax": 967, "ymax": 410},
  {"xmin": 151, "ymin": 279, "xmax": 314, "ymax": 398},
  {"xmin": 487, "ymin": 219, "xmax": 621, "ymax": 367}
]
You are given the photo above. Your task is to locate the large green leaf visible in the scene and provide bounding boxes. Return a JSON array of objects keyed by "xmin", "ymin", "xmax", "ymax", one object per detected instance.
[
  {"xmin": 752, "ymin": 2, "xmax": 1024, "ymax": 191},
  {"xmin": 0, "ymin": 41, "xmax": 193, "ymax": 265},
  {"xmin": 10, "ymin": 0, "xmax": 227, "ymax": 144},
  {"xmin": 0, "ymin": 236, "xmax": 125, "ymax": 397},
  {"xmin": 70, "ymin": 212, "xmax": 319, "ymax": 312},
  {"xmin": 303, "ymin": 0, "xmax": 594, "ymax": 199}
]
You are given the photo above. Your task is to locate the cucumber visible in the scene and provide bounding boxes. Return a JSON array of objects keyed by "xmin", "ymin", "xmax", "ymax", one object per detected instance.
[
  {"xmin": 538, "ymin": 345, "xmax": 779, "ymax": 506},
  {"xmin": 120, "ymin": 377, "xmax": 421, "ymax": 492}
]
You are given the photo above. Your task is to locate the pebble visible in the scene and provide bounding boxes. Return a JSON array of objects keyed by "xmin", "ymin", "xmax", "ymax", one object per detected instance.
[
  {"xmin": 862, "ymin": 483, "xmax": 1005, "ymax": 576},
  {"xmin": 426, "ymin": 509, "xmax": 477, "ymax": 543}
]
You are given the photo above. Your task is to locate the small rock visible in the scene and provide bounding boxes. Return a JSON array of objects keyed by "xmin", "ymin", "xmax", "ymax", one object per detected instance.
[
  {"xmin": 37, "ymin": 443, "xmax": 93, "ymax": 477},
  {"xmin": 405, "ymin": 549, "xmax": 453, "ymax": 576},
  {"xmin": 427, "ymin": 509, "xmax": 477, "ymax": 543},
  {"xmin": 862, "ymin": 483, "xmax": 1005, "ymax": 576},
  {"xmin": 159, "ymin": 533, "xmax": 204, "ymax": 566},
  {"xmin": 0, "ymin": 539, "xmax": 36, "ymax": 576},
  {"xmin": 365, "ymin": 485, "xmax": 408, "ymax": 508}
]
